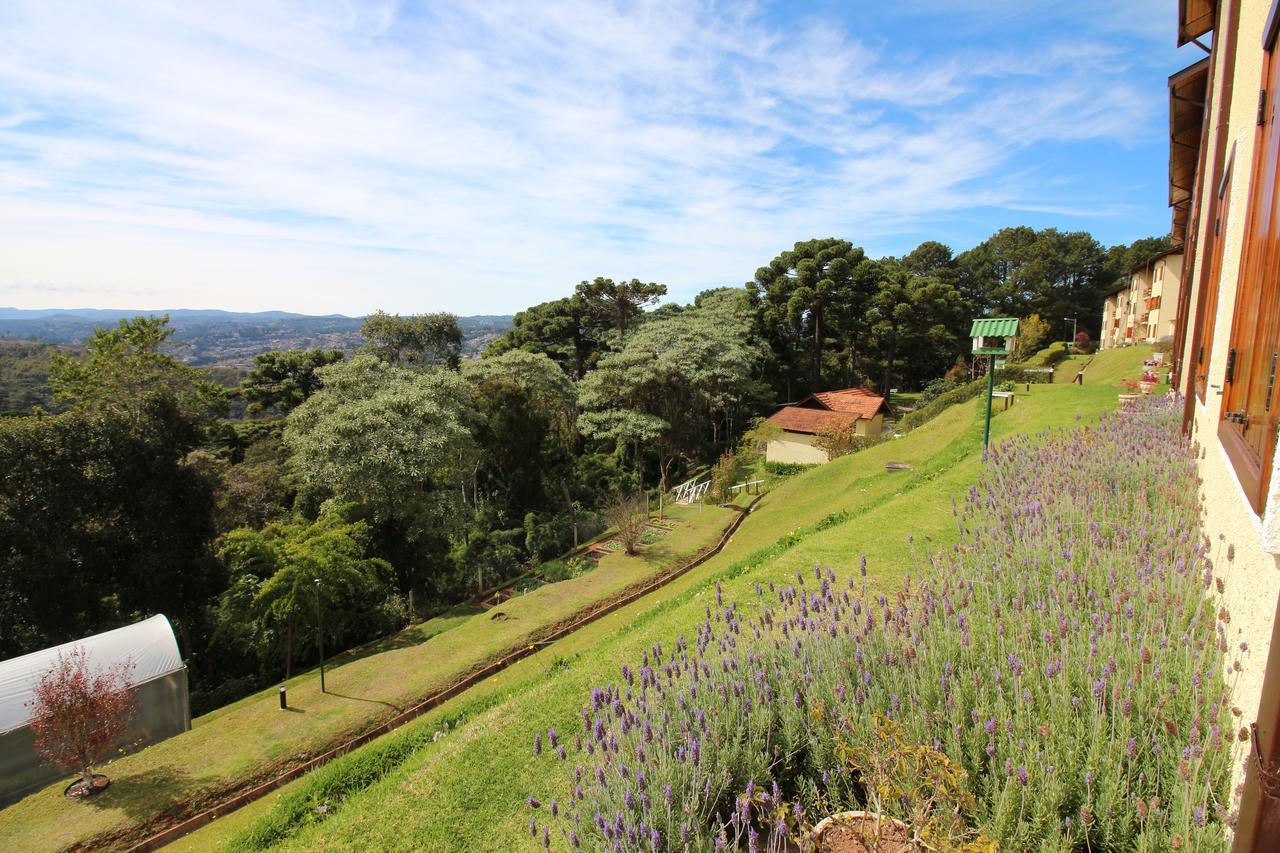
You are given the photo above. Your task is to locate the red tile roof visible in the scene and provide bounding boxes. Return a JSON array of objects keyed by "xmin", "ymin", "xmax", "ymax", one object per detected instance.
[
  {"xmin": 766, "ymin": 407, "xmax": 860, "ymax": 435},
  {"xmin": 796, "ymin": 387, "xmax": 888, "ymax": 419}
]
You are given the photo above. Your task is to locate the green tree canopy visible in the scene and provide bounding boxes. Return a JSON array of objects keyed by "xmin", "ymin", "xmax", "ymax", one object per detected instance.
[
  {"xmin": 283, "ymin": 354, "xmax": 477, "ymax": 593},
  {"xmin": 215, "ymin": 510, "xmax": 393, "ymax": 680},
  {"xmin": 462, "ymin": 350, "xmax": 578, "ymax": 516},
  {"xmin": 49, "ymin": 315, "xmax": 227, "ymax": 425},
  {"xmin": 0, "ymin": 394, "xmax": 221, "ymax": 657},
  {"xmin": 749, "ymin": 238, "xmax": 882, "ymax": 397},
  {"xmin": 578, "ymin": 290, "xmax": 764, "ymax": 491},
  {"xmin": 484, "ymin": 296, "xmax": 604, "ymax": 380},
  {"xmin": 574, "ymin": 277, "xmax": 667, "ymax": 341},
  {"xmin": 239, "ymin": 349, "xmax": 344, "ymax": 416},
  {"xmin": 361, "ymin": 311, "xmax": 463, "ymax": 369}
]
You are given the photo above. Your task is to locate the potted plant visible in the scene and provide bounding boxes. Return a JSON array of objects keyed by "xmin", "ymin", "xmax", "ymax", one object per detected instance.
[
  {"xmin": 1119, "ymin": 379, "xmax": 1141, "ymax": 405},
  {"xmin": 810, "ymin": 714, "xmax": 992, "ymax": 852},
  {"xmin": 1139, "ymin": 371, "xmax": 1158, "ymax": 394}
]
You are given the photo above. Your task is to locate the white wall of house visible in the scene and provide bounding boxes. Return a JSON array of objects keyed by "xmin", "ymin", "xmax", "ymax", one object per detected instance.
[{"xmin": 766, "ymin": 432, "xmax": 829, "ymax": 465}]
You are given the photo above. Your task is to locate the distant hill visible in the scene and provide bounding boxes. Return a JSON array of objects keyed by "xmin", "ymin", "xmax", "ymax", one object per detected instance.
[{"xmin": 0, "ymin": 309, "xmax": 514, "ymax": 368}]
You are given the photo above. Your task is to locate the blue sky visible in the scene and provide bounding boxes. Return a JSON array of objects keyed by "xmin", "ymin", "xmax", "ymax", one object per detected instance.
[{"xmin": 0, "ymin": 0, "xmax": 1204, "ymax": 315}]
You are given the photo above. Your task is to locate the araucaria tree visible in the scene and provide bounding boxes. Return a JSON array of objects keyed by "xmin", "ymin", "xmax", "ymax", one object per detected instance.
[
  {"xmin": 27, "ymin": 647, "xmax": 137, "ymax": 796},
  {"xmin": 749, "ymin": 239, "xmax": 882, "ymax": 398}
]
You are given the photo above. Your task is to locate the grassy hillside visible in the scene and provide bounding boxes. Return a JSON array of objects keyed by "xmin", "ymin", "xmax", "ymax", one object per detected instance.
[
  {"xmin": 179, "ymin": 355, "xmax": 1148, "ymax": 852},
  {"xmin": 0, "ymin": 503, "xmax": 737, "ymax": 851}
]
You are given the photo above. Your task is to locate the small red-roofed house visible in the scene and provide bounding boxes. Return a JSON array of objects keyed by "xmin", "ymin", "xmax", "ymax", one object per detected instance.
[{"xmin": 764, "ymin": 387, "xmax": 890, "ymax": 464}]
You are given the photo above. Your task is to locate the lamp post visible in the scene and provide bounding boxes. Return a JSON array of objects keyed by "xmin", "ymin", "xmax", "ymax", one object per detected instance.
[
  {"xmin": 313, "ymin": 578, "xmax": 325, "ymax": 694},
  {"xmin": 970, "ymin": 318, "xmax": 1019, "ymax": 452},
  {"xmin": 1064, "ymin": 316, "xmax": 1077, "ymax": 348}
]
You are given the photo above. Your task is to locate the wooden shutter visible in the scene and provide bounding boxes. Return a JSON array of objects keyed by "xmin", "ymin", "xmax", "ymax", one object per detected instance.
[
  {"xmin": 1221, "ymin": 31, "xmax": 1280, "ymax": 514},
  {"xmin": 1196, "ymin": 156, "xmax": 1234, "ymax": 400}
]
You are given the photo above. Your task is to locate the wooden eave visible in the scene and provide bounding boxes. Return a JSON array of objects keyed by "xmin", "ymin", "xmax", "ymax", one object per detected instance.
[
  {"xmin": 1178, "ymin": 0, "xmax": 1216, "ymax": 47},
  {"xmin": 1169, "ymin": 58, "xmax": 1210, "ymax": 245}
]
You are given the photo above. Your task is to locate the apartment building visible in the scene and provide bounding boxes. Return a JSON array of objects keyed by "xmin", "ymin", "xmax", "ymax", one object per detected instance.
[{"xmin": 1099, "ymin": 249, "xmax": 1183, "ymax": 349}]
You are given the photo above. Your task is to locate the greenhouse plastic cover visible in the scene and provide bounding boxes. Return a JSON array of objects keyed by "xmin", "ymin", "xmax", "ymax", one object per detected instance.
[{"xmin": 0, "ymin": 615, "xmax": 183, "ymax": 734}]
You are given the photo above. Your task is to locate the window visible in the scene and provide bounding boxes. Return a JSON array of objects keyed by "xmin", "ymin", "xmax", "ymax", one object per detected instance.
[{"xmin": 1221, "ymin": 28, "xmax": 1280, "ymax": 514}]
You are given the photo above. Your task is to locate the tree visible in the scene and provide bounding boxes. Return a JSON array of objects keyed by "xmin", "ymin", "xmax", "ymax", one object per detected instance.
[
  {"xmin": 578, "ymin": 292, "xmax": 764, "ymax": 495},
  {"xmin": 603, "ymin": 494, "xmax": 649, "ymax": 556},
  {"xmin": 865, "ymin": 260, "xmax": 967, "ymax": 393},
  {"xmin": 216, "ymin": 511, "xmax": 393, "ymax": 680},
  {"xmin": 27, "ymin": 646, "xmax": 138, "ymax": 796},
  {"xmin": 361, "ymin": 311, "xmax": 463, "ymax": 369},
  {"xmin": 485, "ymin": 296, "xmax": 606, "ymax": 380},
  {"xmin": 955, "ymin": 228, "xmax": 1109, "ymax": 340},
  {"xmin": 574, "ymin": 277, "xmax": 667, "ymax": 341},
  {"xmin": 0, "ymin": 395, "xmax": 221, "ymax": 658},
  {"xmin": 462, "ymin": 350, "xmax": 577, "ymax": 515},
  {"xmin": 749, "ymin": 239, "xmax": 882, "ymax": 397},
  {"xmin": 1011, "ymin": 313, "xmax": 1051, "ymax": 362},
  {"xmin": 813, "ymin": 420, "xmax": 864, "ymax": 460},
  {"xmin": 240, "ymin": 349, "xmax": 344, "ymax": 416},
  {"xmin": 48, "ymin": 315, "xmax": 227, "ymax": 425},
  {"xmin": 283, "ymin": 354, "xmax": 477, "ymax": 594}
]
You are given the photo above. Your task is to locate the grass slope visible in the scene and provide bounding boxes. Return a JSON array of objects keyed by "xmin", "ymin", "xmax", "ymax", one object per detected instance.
[
  {"xmin": 205, "ymin": 356, "xmax": 1146, "ymax": 852},
  {"xmin": 0, "ymin": 503, "xmax": 736, "ymax": 852}
]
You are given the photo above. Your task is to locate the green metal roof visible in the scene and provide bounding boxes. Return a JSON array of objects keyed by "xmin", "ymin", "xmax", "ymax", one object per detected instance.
[{"xmin": 969, "ymin": 317, "xmax": 1019, "ymax": 338}]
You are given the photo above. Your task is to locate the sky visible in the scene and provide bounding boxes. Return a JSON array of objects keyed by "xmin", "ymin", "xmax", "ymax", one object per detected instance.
[{"xmin": 0, "ymin": 0, "xmax": 1206, "ymax": 315}]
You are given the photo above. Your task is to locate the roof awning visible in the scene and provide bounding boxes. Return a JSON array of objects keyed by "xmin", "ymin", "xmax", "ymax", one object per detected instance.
[
  {"xmin": 1169, "ymin": 58, "xmax": 1209, "ymax": 246},
  {"xmin": 969, "ymin": 318, "xmax": 1019, "ymax": 338},
  {"xmin": 1178, "ymin": 0, "xmax": 1216, "ymax": 47}
]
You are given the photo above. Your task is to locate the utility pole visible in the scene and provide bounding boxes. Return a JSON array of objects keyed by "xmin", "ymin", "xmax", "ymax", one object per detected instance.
[{"xmin": 313, "ymin": 578, "xmax": 325, "ymax": 693}]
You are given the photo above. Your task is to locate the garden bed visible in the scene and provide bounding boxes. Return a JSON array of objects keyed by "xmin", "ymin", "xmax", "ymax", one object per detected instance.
[{"xmin": 530, "ymin": 397, "xmax": 1233, "ymax": 850}]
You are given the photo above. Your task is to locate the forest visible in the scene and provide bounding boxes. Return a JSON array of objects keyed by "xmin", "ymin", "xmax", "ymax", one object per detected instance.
[{"xmin": 0, "ymin": 227, "xmax": 1169, "ymax": 712}]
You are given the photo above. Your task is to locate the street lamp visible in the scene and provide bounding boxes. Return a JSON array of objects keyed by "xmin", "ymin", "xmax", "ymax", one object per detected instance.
[
  {"xmin": 970, "ymin": 318, "xmax": 1019, "ymax": 451},
  {"xmin": 313, "ymin": 578, "xmax": 326, "ymax": 694},
  {"xmin": 1064, "ymin": 316, "xmax": 1078, "ymax": 348}
]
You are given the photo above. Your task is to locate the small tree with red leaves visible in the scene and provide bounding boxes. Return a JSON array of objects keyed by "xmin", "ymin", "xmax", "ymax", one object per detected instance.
[{"xmin": 27, "ymin": 646, "xmax": 137, "ymax": 796}]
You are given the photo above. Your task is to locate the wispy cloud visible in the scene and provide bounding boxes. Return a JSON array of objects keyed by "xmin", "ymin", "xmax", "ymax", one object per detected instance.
[{"xmin": 0, "ymin": 0, "xmax": 1188, "ymax": 313}]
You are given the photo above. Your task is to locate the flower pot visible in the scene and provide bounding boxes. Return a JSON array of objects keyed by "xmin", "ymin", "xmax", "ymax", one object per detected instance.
[
  {"xmin": 1139, "ymin": 382, "xmax": 1154, "ymax": 395},
  {"xmin": 1117, "ymin": 393, "xmax": 1140, "ymax": 406},
  {"xmin": 811, "ymin": 810, "xmax": 918, "ymax": 853},
  {"xmin": 63, "ymin": 773, "xmax": 110, "ymax": 799}
]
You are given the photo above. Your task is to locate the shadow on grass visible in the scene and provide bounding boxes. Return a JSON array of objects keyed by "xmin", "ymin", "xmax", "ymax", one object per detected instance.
[
  {"xmin": 87, "ymin": 765, "xmax": 199, "ymax": 821},
  {"xmin": 335, "ymin": 606, "xmax": 484, "ymax": 667},
  {"xmin": 324, "ymin": 690, "xmax": 402, "ymax": 713}
]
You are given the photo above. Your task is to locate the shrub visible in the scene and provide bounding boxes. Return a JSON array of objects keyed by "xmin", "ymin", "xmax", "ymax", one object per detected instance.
[
  {"xmin": 604, "ymin": 494, "xmax": 649, "ymax": 556},
  {"xmin": 27, "ymin": 647, "xmax": 138, "ymax": 794},
  {"xmin": 530, "ymin": 398, "xmax": 1231, "ymax": 850},
  {"xmin": 542, "ymin": 557, "xmax": 596, "ymax": 583},
  {"xmin": 763, "ymin": 461, "xmax": 817, "ymax": 476},
  {"xmin": 895, "ymin": 378, "xmax": 985, "ymax": 434},
  {"xmin": 995, "ymin": 380, "xmax": 1016, "ymax": 392},
  {"xmin": 708, "ymin": 449, "xmax": 741, "ymax": 504}
]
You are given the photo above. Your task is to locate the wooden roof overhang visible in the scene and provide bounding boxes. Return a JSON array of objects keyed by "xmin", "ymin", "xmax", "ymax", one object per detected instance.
[
  {"xmin": 1169, "ymin": 58, "xmax": 1210, "ymax": 246},
  {"xmin": 1178, "ymin": 0, "xmax": 1216, "ymax": 47}
]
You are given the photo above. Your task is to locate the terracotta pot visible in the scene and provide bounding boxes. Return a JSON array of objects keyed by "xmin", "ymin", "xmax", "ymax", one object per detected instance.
[
  {"xmin": 810, "ymin": 810, "xmax": 918, "ymax": 853},
  {"xmin": 1139, "ymin": 381, "xmax": 1154, "ymax": 394}
]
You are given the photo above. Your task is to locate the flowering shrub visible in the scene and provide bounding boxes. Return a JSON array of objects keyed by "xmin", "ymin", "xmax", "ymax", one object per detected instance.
[{"xmin": 529, "ymin": 398, "xmax": 1232, "ymax": 850}]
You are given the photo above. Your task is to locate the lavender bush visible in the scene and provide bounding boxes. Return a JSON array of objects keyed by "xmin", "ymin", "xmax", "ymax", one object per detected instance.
[{"xmin": 530, "ymin": 398, "xmax": 1233, "ymax": 850}]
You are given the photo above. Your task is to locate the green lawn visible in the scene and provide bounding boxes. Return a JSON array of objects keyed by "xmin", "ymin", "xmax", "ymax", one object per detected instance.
[
  {"xmin": 0, "ymin": 503, "xmax": 739, "ymax": 852},
  {"xmin": 1052, "ymin": 343, "xmax": 1153, "ymax": 384},
  {"xmin": 198, "ymin": 353, "xmax": 1147, "ymax": 852}
]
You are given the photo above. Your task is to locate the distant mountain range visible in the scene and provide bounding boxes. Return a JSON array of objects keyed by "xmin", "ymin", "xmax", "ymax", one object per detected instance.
[{"xmin": 0, "ymin": 308, "xmax": 514, "ymax": 368}]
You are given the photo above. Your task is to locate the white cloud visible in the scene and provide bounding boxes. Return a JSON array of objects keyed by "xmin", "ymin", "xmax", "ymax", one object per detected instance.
[{"xmin": 0, "ymin": 0, "xmax": 1174, "ymax": 313}]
